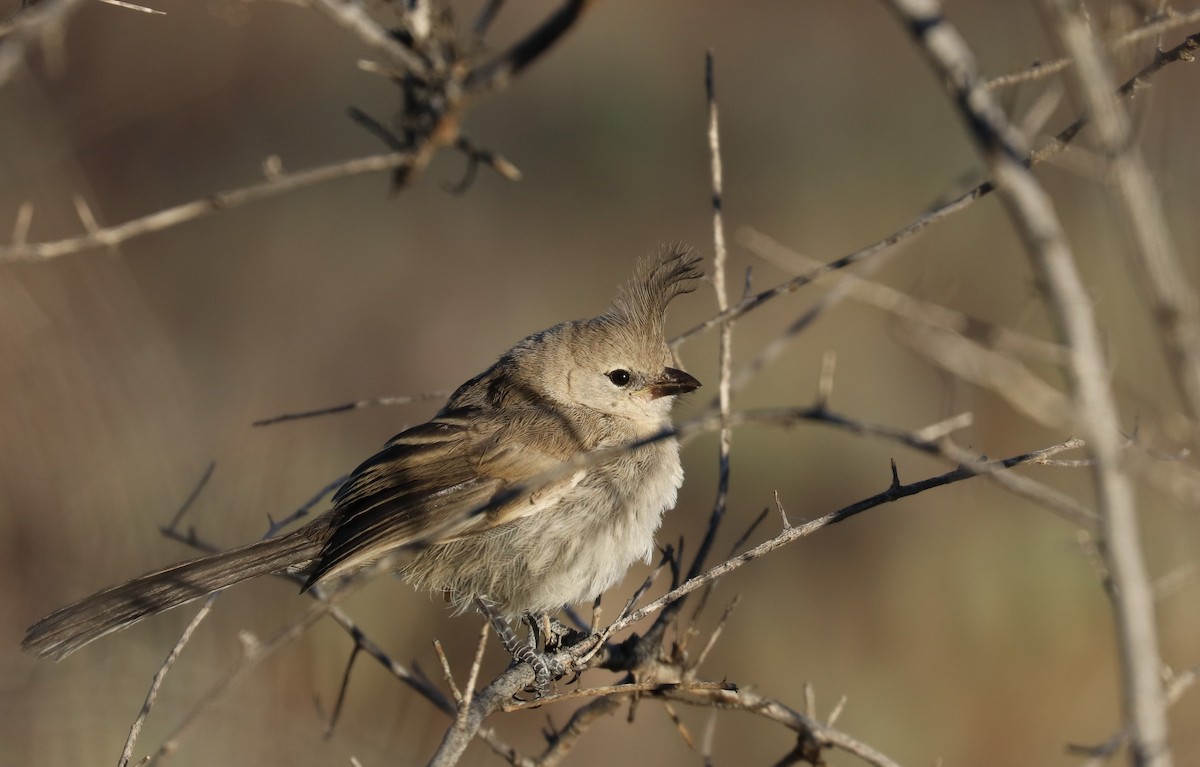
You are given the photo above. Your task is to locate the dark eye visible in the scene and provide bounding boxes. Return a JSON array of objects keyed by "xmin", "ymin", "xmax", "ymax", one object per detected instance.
[{"xmin": 606, "ymin": 369, "xmax": 632, "ymax": 387}]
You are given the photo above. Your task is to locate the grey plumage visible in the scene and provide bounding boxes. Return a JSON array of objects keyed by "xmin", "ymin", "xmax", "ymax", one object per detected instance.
[{"xmin": 23, "ymin": 246, "xmax": 703, "ymax": 661}]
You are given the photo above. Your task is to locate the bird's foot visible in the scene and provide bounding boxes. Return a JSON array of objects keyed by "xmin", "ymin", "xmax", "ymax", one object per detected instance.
[{"xmin": 475, "ymin": 597, "xmax": 556, "ymax": 696}]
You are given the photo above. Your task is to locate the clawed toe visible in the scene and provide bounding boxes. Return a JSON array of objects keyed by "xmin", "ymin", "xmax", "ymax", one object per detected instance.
[
  {"xmin": 476, "ymin": 597, "xmax": 559, "ymax": 696},
  {"xmin": 510, "ymin": 644, "xmax": 553, "ymax": 695}
]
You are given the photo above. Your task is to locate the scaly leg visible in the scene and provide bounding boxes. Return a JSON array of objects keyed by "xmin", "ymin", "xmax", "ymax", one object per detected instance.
[{"xmin": 475, "ymin": 596, "xmax": 551, "ymax": 693}]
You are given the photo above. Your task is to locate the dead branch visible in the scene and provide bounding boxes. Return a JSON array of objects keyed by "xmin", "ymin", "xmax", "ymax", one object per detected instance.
[
  {"xmin": 882, "ymin": 1, "xmax": 1172, "ymax": 764},
  {"xmin": 1046, "ymin": 3, "xmax": 1200, "ymax": 427},
  {"xmin": 428, "ymin": 435, "xmax": 1080, "ymax": 766},
  {"xmin": 0, "ymin": 1, "xmax": 589, "ymax": 262}
]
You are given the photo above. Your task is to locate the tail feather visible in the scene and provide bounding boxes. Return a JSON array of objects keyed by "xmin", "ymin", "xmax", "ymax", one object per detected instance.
[{"xmin": 22, "ymin": 530, "xmax": 322, "ymax": 661}]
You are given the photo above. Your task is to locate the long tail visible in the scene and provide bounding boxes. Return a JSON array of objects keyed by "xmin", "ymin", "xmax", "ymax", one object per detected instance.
[{"xmin": 22, "ymin": 529, "xmax": 323, "ymax": 661}]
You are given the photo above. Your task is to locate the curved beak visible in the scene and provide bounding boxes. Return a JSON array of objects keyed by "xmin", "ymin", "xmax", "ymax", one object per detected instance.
[{"xmin": 647, "ymin": 367, "xmax": 702, "ymax": 400}]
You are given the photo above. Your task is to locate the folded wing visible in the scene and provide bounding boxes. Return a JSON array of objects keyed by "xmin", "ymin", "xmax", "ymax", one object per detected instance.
[{"xmin": 304, "ymin": 407, "xmax": 584, "ymax": 588}]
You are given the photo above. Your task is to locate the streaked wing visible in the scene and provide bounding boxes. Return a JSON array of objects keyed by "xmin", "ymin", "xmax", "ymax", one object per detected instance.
[{"xmin": 304, "ymin": 408, "xmax": 580, "ymax": 587}]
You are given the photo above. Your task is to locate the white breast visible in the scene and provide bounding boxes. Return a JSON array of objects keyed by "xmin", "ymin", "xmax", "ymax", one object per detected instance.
[
  {"xmin": 519, "ymin": 439, "xmax": 684, "ymax": 612},
  {"xmin": 402, "ymin": 439, "xmax": 685, "ymax": 618}
]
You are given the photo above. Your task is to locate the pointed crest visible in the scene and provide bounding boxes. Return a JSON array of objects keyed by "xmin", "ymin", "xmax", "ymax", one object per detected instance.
[{"xmin": 607, "ymin": 245, "xmax": 704, "ymax": 338}]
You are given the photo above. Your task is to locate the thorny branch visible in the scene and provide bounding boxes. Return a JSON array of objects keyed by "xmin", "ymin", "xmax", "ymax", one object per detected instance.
[
  {"xmin": 427, "ymin": 434, "xmax": 1084, "ymax": 767},
  {"xmin": 669, "ymin": 26, "xmax": 1200, "ymax": 352},
  {"xmin": 882, "ymin": 1, "xmax": 1174, "ymax": 765},
  {"xmin": 9, "ymin": 3, "xmax": 1197, "ymax": 766},
  {"xmin": 140, "ymin": 387, "xmax": 1089, "ymax": 767}
]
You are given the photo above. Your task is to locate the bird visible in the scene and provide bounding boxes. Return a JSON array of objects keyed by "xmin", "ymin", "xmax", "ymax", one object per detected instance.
[{"xmin": 22, "ymin": 246, "xmax": 703, "ymax": 683}]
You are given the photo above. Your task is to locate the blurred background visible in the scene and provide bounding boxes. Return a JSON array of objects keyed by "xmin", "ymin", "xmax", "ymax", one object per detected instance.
[{"xmin": 2, "ymin": 0, "xmax": 1198, "ymax": 764}]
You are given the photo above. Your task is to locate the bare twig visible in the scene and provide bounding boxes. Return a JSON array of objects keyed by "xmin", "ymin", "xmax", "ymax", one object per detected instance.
[
  {"xmin": 0, "ymin": 0, "xmax": 87, "ymax": 87},
  {"xmin": 744, "ymin": 217, "xmax": 1198, "ymax": 513},
  {"xmin": 774, "ymin": 490, "xmax": 792, "ymax": 528},
  {"xmin": 1047, "ymin": 3, "xmax": 1200, "ymax": 427},
  {"xmin": 576, "ymin": 53, "xmax": 737, "ymax": 674},
  {"xmin": 1073, "ymin": 663, "xmax": 1200, "ymax": 767},
  {"xmin": 305, "ymin": 0, "xmax": 429, "ymax": 75},
  {"xmin": 141, "ymin": 595, "xmax": 339, "ymax": 766},
  {"xmin": 937, "ymin": 438, "xmax": 1096, "ymax": 529},
  {"xmin": 532, "ymin": 696, "xmax": 620, "ymax": 767},
  {"xmin": 696, "ymin": 46, "xmax": 734, "ymax": 596},
  {"xmin": 3, "ymin": 2, "xmax": 594, "ymax": 263},
  {"xmin": 162, "ymin": 487, "xmax": 460, "ymax": 715},
  {"xmin": 727, "ymin": 506, "xmax": 769, "ymax": 556},
  {"xmin": 660, "ymin": 701, "xmax": 699, "ymax": 754},
  {"xmin": 443, "ymin": 135, "xmax": 522, "ymax": 194},
  {"xmin": 435, "ymin": 639, "xmax": 463, "ymax": 705},
  {"xmin": 1031, "ymin": 29, "xmax": 1200, "ymax": 166},
  {"xmin": 741, "ymin": 228, "xmax": 1067, "ymax": 366},
  {"xmin": 113, "ymin": 465, "xmax": 220, "ymax": 765},
  {"xmin": 607, "ymin": 436, "xmax": 1082, "ymax": 637},
  {"xmin": 422, "ymin": 429, "xmax": 1081, "ymax": 767},
  {"xmin": 691, "ymin": 595, "xmax": 739, "ymax": 671},
  {"xmin": 166, "ymin": 406, "xmax": 1092, "ymax": 709},
  {"xmin": 10, "ymin": 201, "xmax": 34, "ymax": 246},
  {"xmin": 672, "ymin": 32, "xmax": 1198, "ymax": 353},
  {"xmin": 154, "ymin": 417, "xmax": 1077, "ymax": 767},
  {"xmin": 323, "ymin": 644, "xmax": 362, "ymax": 736},
  {"xmin": 659, "ymin": 685, "xmax": 900, "ymax": 767},
  {"xmin": 324, "ymin": 603, "xmax": 454, "ymax": 714},
  {"xmin": 896, "ymin": 321, "xmax": 1070, "ymax": 427},
  {"xmin": 381, "ymin": 397, "xmax": 1091, "ymax": 564},
  {"xmin": 266, "ymin": 473, "xmax": 349, "ymax": 534},
  {"xmin": 252, "ymin": 391, "xmax": 448, "ymax": 427},
  {"xmin": 0, "ymin": 150, "xmax": 416, "ymax": 262},
  {"xmin": 464, "ymin": 0, "xmax": 592, "ymax": 92},
  {"xmin": 828, "ymin": 694, "xmax": 848, "ymax": 727},
  {"xmin": 472, "ymin": 0, "xmax": 505, "ymax": 39},
  {"xmin": 118, "ymin": 596, "xmax": 215, "ymax": 767},
  {"xmin": 95, "ymin": 0, "xmax": 163, "ymax": 15},
  {"xmin": 985, "ymin": 7, "xmax": 1200, "ymax": 90},
  {"xmin": 730, "ymin": 236, "xmax": 906, "ymax": 394},
  {"xmin": 162, "ymin": 461, "xmax": 216, "ymax": 532},
  {"xmin": 501, "ymin": 680, "xmax": 734, "ymax": 712},
  {"xmin": 464, "ymin": 622, "xmax": 489, "ymax": 709},
  {"xmin": 1152, "ymin": 561, "xmax": 1199, "ymax": 602},
  {"xmin": 882, "ymin": 2, "xmax": 1171, "ymax": 764}
]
